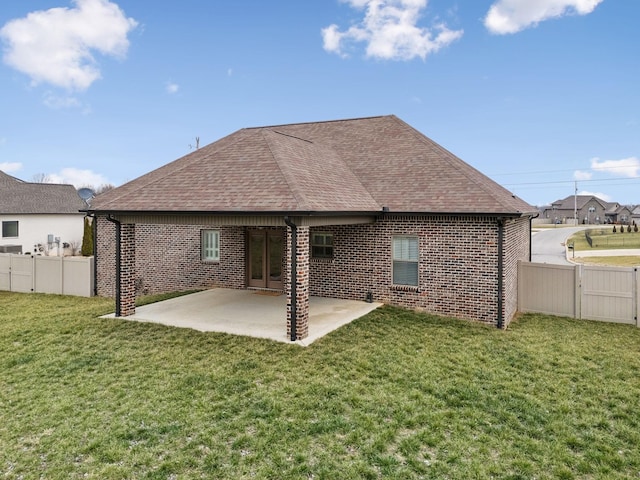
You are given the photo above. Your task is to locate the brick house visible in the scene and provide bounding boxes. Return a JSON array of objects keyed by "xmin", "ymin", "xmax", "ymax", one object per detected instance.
[
  {"xmin": 543, "ymin": 195, "xmax": 609, "ymax": 225},
  {"xmin": 605, "ymin": 204, "xmax": 634, "ymax": 225},
  {"xmin": 89, "ymin": 115, "xmax": 536, "ymax": 340},
  {"xmin": 543, "ymin": 195, "xmax": 636, "ymax": 225}
]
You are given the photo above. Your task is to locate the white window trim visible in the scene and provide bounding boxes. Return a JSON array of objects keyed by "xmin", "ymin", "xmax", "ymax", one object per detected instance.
[
  {"xmin": 201, "ymin": 229, "xmax": 220, "ymax": 262},
  {"xmin": 392, "ymin": 235, "xmax": 419, "ymax": 287}
]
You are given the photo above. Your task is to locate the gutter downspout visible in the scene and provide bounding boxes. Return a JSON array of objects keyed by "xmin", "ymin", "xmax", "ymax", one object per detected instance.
[
  {"xmin": 497, "ymin": 218, "xmax": 505, "ymax": 329},
  {"xmin": 284, "ymin": 216, "xmax": 297, "ymax": 341},
  {"xmin": 529, "ymin": 216, "xmax": 533, "ymax": 261},
  {"xmin": 529, "ymin": 213, "xmax": 539, "ymax": 262},
  {"xmin": 106, "ymin": 215, "xmax": 121, "ymax": 317},
  {"xmin": 90, "ymin": 214, "xmax": 98, "ymax": 296}
]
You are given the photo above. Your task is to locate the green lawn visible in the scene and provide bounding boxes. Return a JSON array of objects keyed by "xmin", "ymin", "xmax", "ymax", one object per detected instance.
[
  {"xmin": 572, "ymin": 256, "xmax": 640, "ymax": 267},
  {"xmin": 2, "ymin": 292, "xmax": 640, "ymax": 479},
  {"xmin": 569, "ymin": 228, "xmax": 640, "ymax": 251}
]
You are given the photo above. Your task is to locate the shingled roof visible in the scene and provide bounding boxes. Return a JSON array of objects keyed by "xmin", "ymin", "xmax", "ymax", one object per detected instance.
[
  {"xmin": 91, "ymin": 115, "xmax": 536, "ymax": 216},
  {"xmin": 0, "ymin": 171, "xmax": 86, "ymax": 214},
  {"xmin": 551, "ymin": 195, "xmax": 610, "ymax": 211}
]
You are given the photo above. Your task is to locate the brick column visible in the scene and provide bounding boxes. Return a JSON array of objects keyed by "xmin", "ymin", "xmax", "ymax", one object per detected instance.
[
  {"xmin": 286, "ymin": 225, "xmax": 309, "ymax": 340},
  {"xmin": 119, "ymin": 223, "xmax": 136, "ymax": 317}
]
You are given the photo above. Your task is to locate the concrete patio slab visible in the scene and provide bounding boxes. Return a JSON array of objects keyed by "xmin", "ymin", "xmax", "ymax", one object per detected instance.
[{"xmin": 103, "ymin": 288, "xmax": 383, "ymax": 346}]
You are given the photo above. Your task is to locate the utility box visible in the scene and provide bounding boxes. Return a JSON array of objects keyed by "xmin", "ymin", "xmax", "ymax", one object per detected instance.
[{"xmin": 0, "ymin": 245, "xmax": 22, "ymax": 254}]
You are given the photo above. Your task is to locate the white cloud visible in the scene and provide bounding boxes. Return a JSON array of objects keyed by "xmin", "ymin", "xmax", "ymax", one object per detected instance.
[
  {"xmin": 484, "ymin": 0, "xmax": 603, "ymax": 35},
  {"xmin": 322, "ymin": 0, "xmax": 463, "ymax": 60},
  {"xmin": 578, "ymin": 190, "xmax": 612, "ymax": 202},
  {"xmin": 0, "ymin": 161, "xmax": 22, "ymax": 173},
  {"xmin": 227, "ymin": 68, "xmax": 233, "ymax": 77},
  {"xmin": 43, "ymin": 92, "xmax": 81, "ymax": 109},
  {"xmin": 46, "ymin": 167, "xmax": 110, "ymax": 188},
  {"xmin": 590, "ymin": 156, "xmax": 640, "ymax": 177},
  {"xmin": 0, "ymin": 0, "xmax": 138, "ymax": 91},
  {"xmin": 166, "ymin": 82, "xmax": 179, "ymax": 94},
  {"xmin": 573, "ymin": 170, "xmax": 592, "ymax": 181}
]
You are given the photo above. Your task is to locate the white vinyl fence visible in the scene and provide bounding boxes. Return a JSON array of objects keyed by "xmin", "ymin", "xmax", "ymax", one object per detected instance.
[
  {"xmin": 518, "ymin": 261, "xmax": 639, "ymax": 326},
  {"xmin": 0, "ymin": 254, "xmax": 94, "ymax": 297}
]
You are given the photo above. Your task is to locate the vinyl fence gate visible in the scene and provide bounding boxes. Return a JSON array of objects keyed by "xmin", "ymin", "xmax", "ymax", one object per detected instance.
[
  {"xmin": 0, "ymin": 253, "xmax": 94, "ymax": 297},
  {"xmin": 518, "ymin": 261, "xmax": 639, "ymax": 326}
]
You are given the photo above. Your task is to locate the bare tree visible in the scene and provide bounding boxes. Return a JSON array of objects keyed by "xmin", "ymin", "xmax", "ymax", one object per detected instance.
[
  {"xmin": 32, "ymin": 173, "xmax": 51, "ymax": 183},
  {"xmin": 189, "ymin": 136, "xmax": 200, "ymax": 150},
  {"xmin": 94, "ymin": 184, "xmax": 115, "ymax": 195}
]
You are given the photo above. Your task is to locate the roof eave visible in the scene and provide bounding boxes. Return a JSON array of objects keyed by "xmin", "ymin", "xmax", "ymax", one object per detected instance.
[
  {"xmin": 86, "ymin": 209, "xmax": 382, "ymax": 217},
  {"xmin": 87, "ymin": 208, "xmax": 537, "ymax": 218},
  {"xmin": 380, "ymin": 210, "xmax": 537, "ymax": 218}
]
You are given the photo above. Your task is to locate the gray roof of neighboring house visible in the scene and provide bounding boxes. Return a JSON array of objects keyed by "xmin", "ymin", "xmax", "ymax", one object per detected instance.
[
  {"xmin": 551, "ymin": 195, "xmax": 609, "ymax": 210},
  {"xmin": 0, "ymin": 171, "xmax": 86, "ymax": 214},
  {"xmin": 91, "ymin": 115, "xmax": 536, "ymax": 216},
  {"xmin": 608, "ymin": 204, "xmax": 629, "ymax": 214}
]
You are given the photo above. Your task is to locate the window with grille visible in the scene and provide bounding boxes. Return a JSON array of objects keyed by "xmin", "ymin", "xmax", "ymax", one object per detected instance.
[
  {"xmin": 311, "ymin": 232, "xmax": 333, "ymax": 259},
  {"xmin": 201, "ymin": 230, "xmax": 220, "ymax": 261},
  {"xmin": 392, "ymin": 236, "xmax": 418, "ymax": 286}
]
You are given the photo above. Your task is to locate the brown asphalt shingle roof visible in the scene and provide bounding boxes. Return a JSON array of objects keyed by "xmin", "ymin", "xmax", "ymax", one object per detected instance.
[
  {"xmin": 0, "ymin": 171, "xmax": 86, "ymax": 214},
  {"xmin": 91, "ymin": 115, "xmax": 536, "ymax": 216}
]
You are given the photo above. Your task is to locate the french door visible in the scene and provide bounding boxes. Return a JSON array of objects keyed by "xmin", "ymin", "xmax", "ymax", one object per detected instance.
[{"xmin": 248, "ymin": 230, "xmax": 283, "ymax": 290}]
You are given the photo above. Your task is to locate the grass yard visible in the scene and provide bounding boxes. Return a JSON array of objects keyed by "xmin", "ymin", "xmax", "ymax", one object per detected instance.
[
  {"xmin": 572, "ymin": 256, "xmax": 640, "ymax": 267},
  {"xmin": 569, "ymin": 228, "xmax": 640, "ymax": 251},
  {"xmin": 2, "ymin": 292, "xmax": 640, "ymax": 479}
]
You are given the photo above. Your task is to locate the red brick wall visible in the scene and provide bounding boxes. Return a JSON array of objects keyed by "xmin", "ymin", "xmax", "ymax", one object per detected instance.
[
  {"xmin": 95, "ymin": 214, "xmax": 531, "ymax": 327},
  {"xmin": 309, "ymin": 215, "xmax": 530, "ymax": 326},
  {"xmin": 95, "ymin": 216, "xmax": 116, "ymax": 298},
  {"xmin": 96, "ymin": 217, "xmax": 245, "ymax": 297},
  {"xmin": 286, "ymin": 226, "xmax": 309, "ymax": 340},
  {"xmin": 119, "ymin": 223, "xmax": 136, "ymax": 316},
  {"xmin": 502, "ymin": 217, "xmax": 531, "ymax": 327}
]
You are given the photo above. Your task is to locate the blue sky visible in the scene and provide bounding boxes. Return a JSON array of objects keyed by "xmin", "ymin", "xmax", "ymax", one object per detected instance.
[{"xmin": 0, "ymin": 0, "xmax": 638, "ymax": 207}]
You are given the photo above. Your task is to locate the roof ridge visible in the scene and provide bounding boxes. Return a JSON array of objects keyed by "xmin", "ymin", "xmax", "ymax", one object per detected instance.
[
  {"xmin": 245, "ymin": 115, "xmax": 390, "ymax": 132},
  {"xmin": 262, "ymin": 128, "xmax": 379, "ymax": 212},
  {"xmin": 393, "ymin": 116, "xmax": 532, "ymax": 214},
  {"xmin": 0, "ymin": 170, "xmax": 24, "ymax": 184},
  {"xmin": 93, "ymin": 129, "xmax": 251, "ymax": 209},
  {"xmin": 271, "ymin": 130, "xmax": 313, "ymax": 143},
  {"xmin": 262, "ymin": 130, "xmax": 312, "ymax": 211}
]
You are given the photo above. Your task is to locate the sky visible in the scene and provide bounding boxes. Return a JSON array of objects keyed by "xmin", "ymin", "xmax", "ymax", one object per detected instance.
[{"xmin": 0, "ymin": 0, "xmax": 638, "ymax": 207}]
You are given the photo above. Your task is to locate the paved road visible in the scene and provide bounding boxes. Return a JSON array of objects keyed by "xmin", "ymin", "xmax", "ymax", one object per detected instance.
[{"xmin": 531, "ymin": 226, "xmax": 589, "ymax": 265}]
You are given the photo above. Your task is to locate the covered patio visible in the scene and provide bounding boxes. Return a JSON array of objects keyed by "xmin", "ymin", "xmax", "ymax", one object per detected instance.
[{"xmin": 105, "ymin": 288, "xmax": 382, "ymax": 346}]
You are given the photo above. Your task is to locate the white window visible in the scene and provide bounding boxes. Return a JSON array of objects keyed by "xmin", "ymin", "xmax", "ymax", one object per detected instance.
[
  {"xmin": 2, "ymin": 221, "xmax": 18, "ymax": 238},
  {"xmin": 311, "ymin": 232, "xmax": 333, "ymax": 258},
  {"xmin": 392, "ymin": 236, "xmax": 419, "ymax": 286},
  {"xmin": 201, "ymin": 230, "xmax": 220, "ymax": 261}
]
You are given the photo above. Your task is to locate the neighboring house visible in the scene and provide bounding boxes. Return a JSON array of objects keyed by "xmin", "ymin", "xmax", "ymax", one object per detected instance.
[
  {"xmin": 0, "ymin": 171, "xmax": 87, "ymax": 255},
  {"xmin": 605, "ymin": 203, "xmax": 634, "ymax": 225},
  {"xmin": 543, "ymin": 195, "xmax": 609, "ymax": 224},
  {"xmin": 632, "ymin": 205, "xmax": 640, "ymax": 223},
  {"xmin": 89, "ymin": 115, "xmax": 537, "ymax": 340}
]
